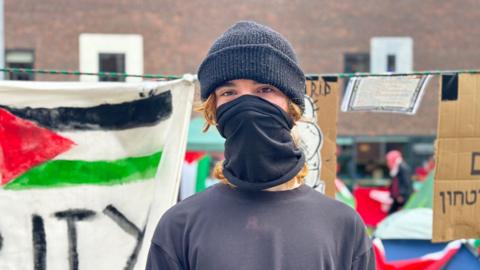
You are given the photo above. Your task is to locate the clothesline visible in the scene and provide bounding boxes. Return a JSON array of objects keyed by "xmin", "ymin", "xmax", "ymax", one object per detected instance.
[{"xmin": 2, "ymin": 67, "xmax": 480, "ymax": 80}]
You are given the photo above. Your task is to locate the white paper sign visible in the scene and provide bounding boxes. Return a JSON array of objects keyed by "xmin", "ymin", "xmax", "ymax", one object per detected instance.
[{"xmin": 341, "ymin": 75, "xmax": 431, "ymax": 114}]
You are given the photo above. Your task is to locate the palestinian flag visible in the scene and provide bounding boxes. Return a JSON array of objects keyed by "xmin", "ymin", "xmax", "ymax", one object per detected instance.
[
  {"xmin": 0, "ymin": 79, "xmax": 195, "ymax": 270},
  {"xmin": 0, "ymin": 81, "xmax": 175, "ymax": 190},
  {"xmin": 180, "ymin": 151, "xmax": 212, "ymax": 200}
]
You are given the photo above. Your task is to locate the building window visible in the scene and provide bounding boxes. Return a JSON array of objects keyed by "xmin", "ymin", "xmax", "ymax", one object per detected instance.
[
  {"xmin": 356, "ymin": 142, "xmax": 383, "ymax": 179},
  {"xmin": 99, "ymin": 53, "xmax": 126, "ymax": 82},
  {"xmin": 337, "ymin": 143, "xmax": 355, "ymax": 184},
  {"xmin": 387, "ymin": 54, "xmax": 396, "ymax": 72},
  {"xmin": 343, "ymin": 53, "xmax": 370, "ymax": 91},
  {"xmin": 5, "ymin": 50, "xmax": 35, "ymax": 80},
  {"xmin": 79, "ymin": 33, "xmax": 143, "ymax": 82},
  {"xmin": 344, "ymin": 53, "xmax": 370, "ymax": 73},
  {"xmin": 370, "ymin": 37, "xmax": 413, "ymax": 73}
]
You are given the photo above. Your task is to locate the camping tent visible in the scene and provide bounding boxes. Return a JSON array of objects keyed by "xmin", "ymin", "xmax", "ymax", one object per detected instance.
[
  {"xmin": 377, "ymin": 239, "xmax": 480, "ymax": 269},
  {"xmin": 187, "ymin": 117, "xmax": 225, "ymax": 152},
  {"xmin": 404, "ymin": 170, "xmax": 434, "ymax": 210},
  {"xmin": 375, "ymin": 208, "xmax": 432, "ymax": 240},
  {"xmin": 374, "ymin": 208, "xmax": 480, "ymax": 269}
]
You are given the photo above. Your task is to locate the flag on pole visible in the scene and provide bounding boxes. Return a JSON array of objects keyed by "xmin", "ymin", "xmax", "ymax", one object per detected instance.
[{"xmin": 180, "ymin": 151, "xmax": 213, "ymax": 200}]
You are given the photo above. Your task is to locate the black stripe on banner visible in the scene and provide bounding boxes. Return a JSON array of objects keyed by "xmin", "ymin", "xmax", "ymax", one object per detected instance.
[{"xmin": 0, "ymin": 90, "xmax": 172, "ymax": 131}]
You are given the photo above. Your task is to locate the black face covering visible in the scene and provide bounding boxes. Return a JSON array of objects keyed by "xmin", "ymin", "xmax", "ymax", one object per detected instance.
[{"xmin": 216, "ymin": 95, "xmax": 305, "ymax": 191}]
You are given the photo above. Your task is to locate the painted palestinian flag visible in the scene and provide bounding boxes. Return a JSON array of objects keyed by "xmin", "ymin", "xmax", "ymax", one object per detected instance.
[
  {"xmin": 0, "ymin": 81, "xmax": 175, "ymax": 190},
  {"xmin": 0, "ymin": 79, "xmax": 195, "ymax": 270}
]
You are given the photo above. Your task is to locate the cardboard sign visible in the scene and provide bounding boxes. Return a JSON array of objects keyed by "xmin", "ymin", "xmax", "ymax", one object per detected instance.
[
  {"xmin": 0, "ymin": 79, "xmax": 195, "ymax": 269},
  {"xmin": 303, "ymin": 76, "xmax": 339, "ymax": 198},
  {"xmin": 433, "ymin": 73, "xmax": 480, "ymax": 242}
]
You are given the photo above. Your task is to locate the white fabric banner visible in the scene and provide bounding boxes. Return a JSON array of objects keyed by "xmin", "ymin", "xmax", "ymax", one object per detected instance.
[{"xmin": 0, "ymin": 77, "xmax": 195, "ymax": 270}]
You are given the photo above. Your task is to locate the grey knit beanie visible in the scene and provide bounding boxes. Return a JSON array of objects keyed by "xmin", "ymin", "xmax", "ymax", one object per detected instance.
[{"xmin": 197, "ymin": 21, "xmax": 306, "ymax": 111}]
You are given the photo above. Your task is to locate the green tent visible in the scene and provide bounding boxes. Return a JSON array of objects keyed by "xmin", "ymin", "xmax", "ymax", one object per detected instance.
[
  {"xmin": 187, "ymin": 117, "xmax": 225, "ymax": 152},
  {"xmin": 404, "ymin": 170, "xmax": 434, "ymax": 209}
]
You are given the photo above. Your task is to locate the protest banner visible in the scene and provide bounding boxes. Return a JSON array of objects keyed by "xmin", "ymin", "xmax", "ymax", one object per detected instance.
[{"xmin": 0, "ymin": 78, "xmax": 195, "ymax": 269}]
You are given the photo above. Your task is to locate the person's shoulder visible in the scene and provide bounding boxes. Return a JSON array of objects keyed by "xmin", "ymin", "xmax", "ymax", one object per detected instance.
[
  {"xmin": 159, "ymin": 184, "xmax": 224, "ymax": 222},
  {"xmin": 179, "ymin": 183, "xmax": 225, "ymax": 205},
  {"xmin": 303, "ymin": 187, "xmax": 372, "ymax": 261},
  {"xmin": 152, "ymin": 184, "xmax": 224, "ymax": 242},
  {"xmin": 304, "ymin": 186, "xmax": 363, "ymax": 223},
  {"xmin": 305, "ymin": 187, "xmax": 353, "ymax": 210}
]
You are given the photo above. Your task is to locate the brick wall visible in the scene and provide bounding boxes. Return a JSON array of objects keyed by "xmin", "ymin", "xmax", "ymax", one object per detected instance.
[{"xmin": 6, "ymin": 0, "xmax": 480, "ymax": 135}]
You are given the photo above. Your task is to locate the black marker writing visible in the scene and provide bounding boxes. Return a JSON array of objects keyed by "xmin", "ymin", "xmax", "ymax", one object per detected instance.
[
  {"xmin": 439, "ymin": 189, "xmax": 479, "ymax": 214},
  {"xmin": 54, "ymin": 209, "xmax": 96, "ymax": 270},
  {"xmin": 32, "ymin": 215, "xmax": 47, "ymax": 270},
  {"xmin": 0, "ymin": 230, "xmax": 3, "ymax": 253},
  {"xmin": 103, "ymin": 205, "xmax": 147, "ymax": 270}
]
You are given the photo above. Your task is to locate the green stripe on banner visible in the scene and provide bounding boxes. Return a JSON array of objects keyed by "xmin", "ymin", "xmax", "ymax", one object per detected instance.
[{"xmin": 4, "ymin": 151, "xmax": 162, "ymax": 190}]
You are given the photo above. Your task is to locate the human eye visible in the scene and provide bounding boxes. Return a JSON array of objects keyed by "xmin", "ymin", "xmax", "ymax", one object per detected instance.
[
  {"xmin": 220, "ymin": 89, "xmax": 236, "ymax": 96},
  {"xmin": 257, "ymin": 86, "xmax": 276, "ymax": 93}
]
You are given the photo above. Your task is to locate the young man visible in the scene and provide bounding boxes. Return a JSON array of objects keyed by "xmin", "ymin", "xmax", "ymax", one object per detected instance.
[{"xmin": 146, "ymin": 21, "xmax": 375, "ymax": 270}]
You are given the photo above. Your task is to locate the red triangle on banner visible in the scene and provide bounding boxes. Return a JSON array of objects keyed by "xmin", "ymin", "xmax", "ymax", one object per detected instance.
[{"xmin": 0, "ymin": 108, "xmax": 74, "ymax": 185}]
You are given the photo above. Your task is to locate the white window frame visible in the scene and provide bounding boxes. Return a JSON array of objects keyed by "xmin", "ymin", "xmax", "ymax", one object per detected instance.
[
  {"xmin": 370, "ymin": 37, "xmax": 413, "ymax": 73},
  {"xmin": 79, "ymin": 34, "xmax": 143, "ymax": 82}
]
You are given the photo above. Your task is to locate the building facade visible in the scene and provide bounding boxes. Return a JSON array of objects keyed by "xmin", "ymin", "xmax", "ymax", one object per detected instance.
[{"xmin": 6, "ymin": 0, "xmax": 480, "ymax": 182}]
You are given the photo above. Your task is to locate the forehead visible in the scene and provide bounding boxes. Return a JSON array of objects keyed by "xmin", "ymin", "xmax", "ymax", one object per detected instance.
[{"xmin": 218, "ymin": 79, "xmax": 266, "ymax": 88}]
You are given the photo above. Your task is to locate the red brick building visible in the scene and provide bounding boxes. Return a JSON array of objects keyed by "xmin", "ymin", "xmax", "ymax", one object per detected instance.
[{"xmin": 6, "ymin": 0, "xmax": 480, "ymax": 181}]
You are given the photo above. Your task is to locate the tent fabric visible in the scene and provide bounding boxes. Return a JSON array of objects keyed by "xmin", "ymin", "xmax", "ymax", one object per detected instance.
[
  {"xmin": 379, "ymin": 239, "xmax": 480, "ymax": 270},
  {"xmin": 404, "ymin": 170, "xmax": 434, "ymax": 210},
  {"xmin": 374, "ymin": 208, "xmax": 432, "ymax": 240},
  {"xmin": 187, "ymin": 117, "xmax": 225, "ymax": 152},
  {"xmin": 374, "ymin": 170, "xmax": 480, "ymax": 269},
  {"xmin": 374, "ymin": 238, "xmax": 462, "ymax": 270}
]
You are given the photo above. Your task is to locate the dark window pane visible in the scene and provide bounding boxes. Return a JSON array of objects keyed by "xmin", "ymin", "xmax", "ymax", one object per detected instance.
[
  {"xmin": 6, "ymin": 50, "xmax": 35, "ymax": 80},
  {"xmin": 344, "ymin": 53, "xmax": 370, "ymax": 73},
  {"xmin": 7, "ymin": 63, "xmax": 34, "ymax": 80},
  {"xmin": 357, "ymin": 143, "xmax": 381, "ymax": 163},
  {"xmin": 343, "ymin": 53, "xmax": 370, "ymax": 92},
  {"xmin": 387, "ymin": 54, "xmax": 396, "ymax": 72},
  {"xmin": 356, "ymin": 143, "xmax": 382, "ymax": 179},
  {"xmin": 386, "ymin": 142, "xmax": 404, "ymax": 154},
  {"xmin": 338, "ymin": 144, "xmax": 355, "ymax": 182},
  {"xmin": 99, "ymin": 53, "xmax": 125, "ymax": 82}
]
